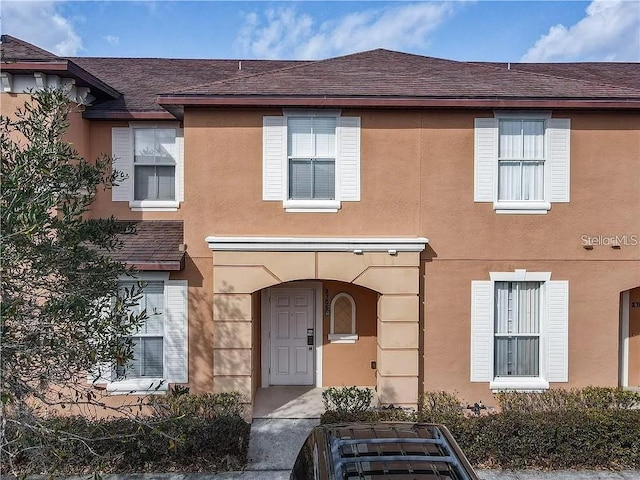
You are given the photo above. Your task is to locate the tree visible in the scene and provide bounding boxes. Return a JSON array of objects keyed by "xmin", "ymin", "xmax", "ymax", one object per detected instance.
[{"xmin": 1, "ymin": 89, "xmax": 147, "ymax": 470}]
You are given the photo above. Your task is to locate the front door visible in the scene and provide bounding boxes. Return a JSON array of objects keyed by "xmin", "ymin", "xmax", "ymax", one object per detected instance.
[{"xmin": 270, "ymin": 288, "xmax": 315, "ymax": 385}]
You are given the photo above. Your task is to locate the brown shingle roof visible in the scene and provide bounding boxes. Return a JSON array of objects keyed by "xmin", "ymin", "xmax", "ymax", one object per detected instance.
[
  {"xmin": 4, "ymin": 36, "xmax": 639, "ymax": 114},
  {"xmin": 477, "ymin": 62, "xmax": 640, "ymax": 91},
  {"xmin": 71, "ymin": 57, "xmax": 300, "ymax": 116},
  {"xmin": 168, "ymin": 49, "xmax": 640, "ymax": 100},
  {"xmin": 1, "ymin": 34, "xmax": 59, "ymax": 61},
  {"xmin": 112, "ymin": 221, "xmax": 185, "ymax": 271}
]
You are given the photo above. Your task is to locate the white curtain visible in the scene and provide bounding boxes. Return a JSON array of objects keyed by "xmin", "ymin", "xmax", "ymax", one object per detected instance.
[
  {"xmin": 495, "ymin": 282, "xmax": 540, "ymax": 377},
  {"xmin": 498, "ymin": 120, "xmax": 544, "ymax": 201}
]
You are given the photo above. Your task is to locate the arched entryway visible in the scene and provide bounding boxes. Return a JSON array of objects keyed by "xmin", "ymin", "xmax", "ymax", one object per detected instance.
[
  {"xmin": 259, "ymin": 280, "xmax": 378, "ymax": 389},
  {"xmin": 207, "ymin": 236, "xmax": 427, "ymax": 414}
]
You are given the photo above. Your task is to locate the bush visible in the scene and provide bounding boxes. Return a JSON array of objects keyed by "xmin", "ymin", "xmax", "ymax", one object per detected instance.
[
  {"xmin": 2, "ymin": 393, "xmax": 250, "ymax": 475},
  {"xmin": 148, "ymin": 390, "xmax": 244, "ymax": 419},
  {"xmin": 496, "ymin": 386, "xmax": 640, "ymax": 413},
  {"xmin": 320, "ymin": 387, "xmax": 640, "ymax": 470},
  {"xmin": 322, "ymin": 386, "xmax": 374, "ymax": 414}
]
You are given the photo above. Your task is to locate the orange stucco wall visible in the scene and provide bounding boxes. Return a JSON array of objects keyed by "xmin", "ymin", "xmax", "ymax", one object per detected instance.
[
  {"xmin": 322, "ymin": 281, "xmax": 378, "ymax": 387},
  {"xmin": 5, "ymin": 91, "xmax": 638, "ymax": 405}
]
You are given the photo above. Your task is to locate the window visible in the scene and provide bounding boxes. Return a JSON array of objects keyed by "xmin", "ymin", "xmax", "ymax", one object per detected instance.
[
  {"xmin": 498, "ymin": 120, "xmax": 544, "ymax": 202},
  {"xmin": 474, "ymin": 114, "xmax": 570, "ymax": 214},
  {"xmin": 329, "ymin": 293, "xmax": 357, "ymax": 343},
  {"xmin": 288, "ymin": 117, "xmax": 336, "ymax": 200},
  {"xmin": 111, "ymin": 124, "xmax": 184, "ymax": 211},
  {"xmin": 89, "ymin": 275, "xmax": 188, "ymax": 395},
  {"xmin": 263, "ymin": 111, "xmax": 361, "ymax": 212},
  {"xmin": 133, "ymin": 129, "xmax": 176, "ymax": 202},
  {"xmin": 494, "ymin": 282, "xmax": 540, "ymax": 377},
  {"xmin": 116, "ymin": 281, "xmax": 165, "ymax": 379},
  {"xmin": 470, "ymin": 271, "xmax": 569, "ymax": 390}
]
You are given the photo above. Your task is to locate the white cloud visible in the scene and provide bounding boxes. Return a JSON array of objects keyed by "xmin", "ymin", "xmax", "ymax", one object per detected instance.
[
  {"xmin": 1, "ymin": 1, "xmax": 82, "ymax": 56},
  {"xmin": 103, "ymin": 35, "xmax": 120, "ymax": 46},
  {"xmin": 522, "ymin": 0, "xmax": 640, "ymax": 62},
  {"xmin": 236, "ymin": 2, "xmax": 458, "ymax": 60}
]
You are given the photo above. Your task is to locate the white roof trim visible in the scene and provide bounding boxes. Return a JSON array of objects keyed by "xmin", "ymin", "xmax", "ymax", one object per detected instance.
[{"xmin": 206, "ymin": 236, "xmax": 428, "ymax": 252}]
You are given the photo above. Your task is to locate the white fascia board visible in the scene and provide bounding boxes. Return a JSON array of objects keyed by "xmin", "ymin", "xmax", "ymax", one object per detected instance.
[{"xmin": 206, "ymin": 236, "xmax": 428, "ymax": 252}]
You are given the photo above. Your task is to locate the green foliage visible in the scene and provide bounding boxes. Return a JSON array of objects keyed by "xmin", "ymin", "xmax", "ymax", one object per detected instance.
[
  {"xmin": 3, "ymin": 414, "xmax": 250, "ymax": 474},
  {"xmin": 321, "ymin": 388, "xmax": 640, "ymax": 470},
  {"xmin": 495, "ymin": 386, "xmax": 640, "ymax": 412},
  {"xmin": 148, "ymin": 391, "xmax": 244, "ymax": 419},
  {"xmin": 1, "ymin": 88, "xmax": 151, "ymax": 474},
  {"xmin": 1, "ymin": 88, "xmax": 144, "ymax": 404},
  {"xmin": 322, "ymin": 386, "xmax": 374, "ymax": 414},
  {"xmin": 455, "ymin": 410, "xmax": 640, "ymax": 470}
]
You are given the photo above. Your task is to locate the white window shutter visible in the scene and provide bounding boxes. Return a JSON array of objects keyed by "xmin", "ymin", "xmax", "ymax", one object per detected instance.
[
  {"xmin": 176, "ymin": 129, "xmax": 185, "ymax": 202},
  {"xmin": 474, "ymin": 118, "xmax": 498, "ymax": 202},
  {"xmin": 337, "ymin": 116, "xmax": 361, "ymax": 201},
  {"xmin": 111, "ymin": 127, "xmax": 133, "ymax": 202},
  {"xmin": 471, "ymin": 281, "xmax": 493, "ymax": 382},
  {"xmin": 164, "ymin": 280, "xmax": 188, "ymax": 384},
  {"xmin": 87, "ymin": 362, "xmax": 114, "ymax": 384},
  {"xmin": 547, "ymin": 280, "xmax": 569, "ymax": 382},
  {"xmin": 263, "ymin": 116, "xmax": 286, "ymax": 201},
  {"xmin": 547, "ymin": 119, "xmax": 570, "ymax": 203}
]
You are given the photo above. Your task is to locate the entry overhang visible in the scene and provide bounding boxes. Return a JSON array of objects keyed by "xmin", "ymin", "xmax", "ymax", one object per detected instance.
[{"xmin": 206, "ymin": 236, "xmax": 428, "ymax": 253}]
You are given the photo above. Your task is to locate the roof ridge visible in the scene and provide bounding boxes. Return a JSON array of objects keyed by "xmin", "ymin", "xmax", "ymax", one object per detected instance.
[
  {"xmin": 167, "ymin": 48, "xmax": 462, "ymax": 96},
  {"xmin": 167, "ymin": 58, "xmax": 319, "ymax": 95}
]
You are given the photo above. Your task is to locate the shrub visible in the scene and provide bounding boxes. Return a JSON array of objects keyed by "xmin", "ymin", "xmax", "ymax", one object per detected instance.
[
  {"xmin": 322, "ymin": 386, "xmax": 373, "ymax": 414},
  {"xmin": 148, "ymin": 391, "xmax": 244, "ymax": 419},
  {"xmin": 2, "ymin": 392, "xmax": 250, "ymax": 475},
  {"xmin": 496, "ymin": 386, "xmax": 640, "ymax": 413},
  {"xmin": 320, "ymin": 388, "xmax": 640, "ymax": 470}
]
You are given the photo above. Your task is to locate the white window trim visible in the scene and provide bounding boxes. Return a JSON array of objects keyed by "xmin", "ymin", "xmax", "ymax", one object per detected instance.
[
  {"xmin": 492, "ymin": 111, "xmax": 552, "ymax": 215},
  {"xmin": 264, "ymin": 110, "xmax": 360, "ymax": 213},
  {"xmin": 329, "ymin": 293, "xmax": 358, "ymax": 344},
  {"xmin": 108, "ymin": 272, "xmax": 171, "ymax": 395},
  {"xmin": 129, "ymin": 122, "xmax": 182, "ymax": 212},
  {"xmin": 489, "ymin": 270, "xmax": 551, "ymax": 391},
  {"xmin": 284, "ymin": 110, "xmax": 341, "ymax": 212}
]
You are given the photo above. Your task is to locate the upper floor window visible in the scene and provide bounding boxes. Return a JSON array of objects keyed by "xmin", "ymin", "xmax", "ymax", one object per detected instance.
[
  {"xmin": 112, "ymin": 124, "xmax": 184, "ymax": 211},
  {"xmin": 288, "ymin": 117, "xmax": 336, "ymax": 201},
  {"xmin": 133, "ymin": 129, "xmax": 176, "ymax": 202},
  {"xmin": 498, "ymin": 120, "xmax": 544, "ymax": 202},
  {"xmin": 263, "ymin": 111, "xmax": 360, "ymax": 213},
  {"xmin": 474, "ymin": 113, "xmax": 570, "ymax": 214}
]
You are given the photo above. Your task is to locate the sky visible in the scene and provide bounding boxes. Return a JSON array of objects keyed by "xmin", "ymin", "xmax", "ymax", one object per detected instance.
[{"xmin": 1, "ymin": 0, "xmax": 639, "ymax": 62}]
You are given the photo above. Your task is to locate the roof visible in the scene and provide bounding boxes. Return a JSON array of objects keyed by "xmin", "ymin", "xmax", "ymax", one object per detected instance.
[
  {"xmin": 3, "ymin": 36, "xmax": 640, "ymax": 117},
  {"xmin": 112, "ymin": 221, "xmax": 185, "ymax": 271},
  {"xmin": 158, "ymin": 49, "xmax": 640, "ymax": 110},
  {"xmin": 0, "ymin": 35, "xmax": 121, "ymax": 102},
  {"xmin": 476, "ymin": 62, "xmax": 640, "ymax": 91},
  {"xmin": 1, "ymin": 34, "xmax": 59, "ymax": 61},
  {"xmin": 70, "ymin": 57, "xmax": 301, "ymax": 118}
]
